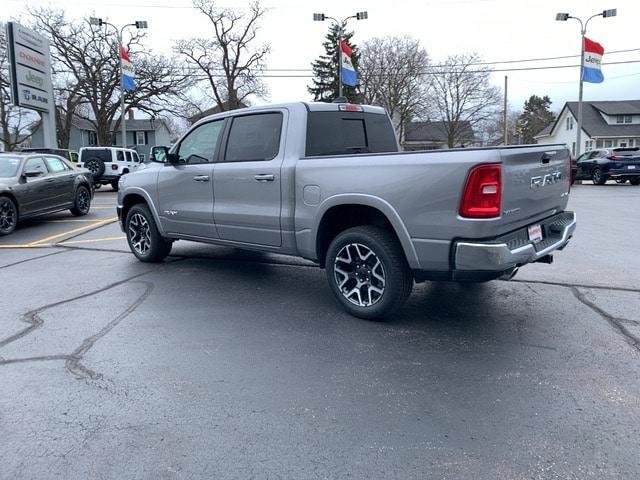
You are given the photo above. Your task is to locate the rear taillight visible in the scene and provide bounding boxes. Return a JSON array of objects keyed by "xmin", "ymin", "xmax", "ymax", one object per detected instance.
[
  {"xmin": 111, "ymin": 164, "xmax": 118, "ymax": 171},
  {"xmin": 459, "ymin": 163, "xmax": 502, "ymax": 218}
]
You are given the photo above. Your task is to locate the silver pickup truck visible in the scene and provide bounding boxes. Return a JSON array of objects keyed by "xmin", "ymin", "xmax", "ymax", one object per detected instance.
[{"xmin": 117, "ymin": 102, "xmax": 576, "ymax": 319}]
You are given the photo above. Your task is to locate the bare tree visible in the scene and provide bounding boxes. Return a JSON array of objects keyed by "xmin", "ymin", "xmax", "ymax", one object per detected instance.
[
  {"xmin": 477, "ymin": 106, "xmax": 521, "ymax": 146},
  {"xmin": 175, "ymin": 0, "xmax": 270, "ymax": 112},
  {"xmin": 428, "ymin": 53, "xmax": 501, "ymax": 148},
  {"xmin": 0, "ymin": 26, "xmax": 36, "ymax": 151},
  {"xmin": 359, "ymin": 36, "xmax": 431, "ymax": 140},
  {"xmin": 29, "ymin": 8, "xmax": 193, "ymax": 146}
]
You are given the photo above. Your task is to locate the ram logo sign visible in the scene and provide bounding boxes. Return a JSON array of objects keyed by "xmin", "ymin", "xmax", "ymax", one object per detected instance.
[{"xmin": 531, "ymin": 171, "xmax": 563, "ymax": 189}]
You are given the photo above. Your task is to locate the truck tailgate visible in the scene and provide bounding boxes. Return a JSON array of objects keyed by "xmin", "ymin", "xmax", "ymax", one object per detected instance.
[{"xmin": 499, "ymin": 145, "xmax": 570, "ymax": 230}]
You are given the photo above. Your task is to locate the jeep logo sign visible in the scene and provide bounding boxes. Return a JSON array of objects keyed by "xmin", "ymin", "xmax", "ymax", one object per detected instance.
[{"xmin": 531, "ymin": 171, "xmax": 563, "ymax": 188}]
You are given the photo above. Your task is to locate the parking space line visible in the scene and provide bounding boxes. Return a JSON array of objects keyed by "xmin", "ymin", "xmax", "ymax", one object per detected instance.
[
  {"xmin": 28, "ymin": 217, "xmax": 117, "ymax": 247},
  {"xmin": 58, "ymin": 236, "xmax": 126, "ymax": 245}
]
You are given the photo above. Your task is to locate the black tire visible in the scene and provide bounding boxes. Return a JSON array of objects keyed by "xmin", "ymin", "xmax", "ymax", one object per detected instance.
[
  {"xmin": 70, "ymin": 185, "xmax": 91, "ymax": 216},
  {"xmin": 125, "ymin": 204, "xmax": 172, "ymax": 262},
  {"xmin": 325, "ymin": 226, "xmax": 413, "ymax": 320},
  {"xmin": 84, "ymin": 157, "xmax": 105, "ymax": 178},
  {"xmin": 111, "ymin": 180, "xmax": 119, "ymax": 192},
  {"xmin": 592, "ymin": 167, "xmax": 606, "ymax": 185},
  {"xmin": 630, "ymin": 178, "xmax": 640, "ymax": 186},
  {"xmin": 0, "ymin": 195, "xmax": 18, "ymax": 236}
]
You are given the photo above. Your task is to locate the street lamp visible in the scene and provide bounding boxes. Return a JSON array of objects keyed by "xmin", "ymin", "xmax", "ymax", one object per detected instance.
[
  {"xmin": 313, "ymin": 11, "xmax": 368, "ymax": 98},
  {"xmin": 90, "ymin": 17, "xmax": 148, "ymax": 148},
  {"xmin": 556, "ymin": 8, "xmax": 616, "ymax": 156}
]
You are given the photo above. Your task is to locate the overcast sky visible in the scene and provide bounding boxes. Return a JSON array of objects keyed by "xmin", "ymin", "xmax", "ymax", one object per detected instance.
[{"xmin": 4, "ymin": 0, "xmax": 639, "ymax": 114}]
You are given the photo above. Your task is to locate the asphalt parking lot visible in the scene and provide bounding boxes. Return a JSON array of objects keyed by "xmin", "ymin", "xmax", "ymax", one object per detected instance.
[{"xmin": 1, "ymin": 184, "xmax": 639, "ymax": 479}]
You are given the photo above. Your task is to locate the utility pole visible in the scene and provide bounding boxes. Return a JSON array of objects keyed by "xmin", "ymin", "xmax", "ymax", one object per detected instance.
[
  {"xmin": 503, "ymin": 76, "xmax": 508, "ymax": 145},
  {"xmin": 313, "ymin": 11, "xmax": 368, "ymax": 100},
  {"xmin": 556, "ymin": 8, "xmax": 617, "ymax": 157},
  {"xmin": 89, "ymin": 17, "xmax": 147, "ymax": 147}
]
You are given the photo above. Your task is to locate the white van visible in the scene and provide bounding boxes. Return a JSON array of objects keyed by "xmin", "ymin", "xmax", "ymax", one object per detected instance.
[{"xmin": 78, "ymin": 147, "xmax": 142, "ymax": 191}]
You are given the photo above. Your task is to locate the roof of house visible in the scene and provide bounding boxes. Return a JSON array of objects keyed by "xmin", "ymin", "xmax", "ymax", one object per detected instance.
[
  {"xmin": 536, "ymin": 100, "xmax": 640, "ymax": 138},
  {"xmin": 72, "ymin": 117, "xmax": 170, "ymax": 132},
  {"xmin": 188, "ymin": 101, "xmax": 248, "ymax": 124},
  {"xmin": 404, "ymin": 120, "xmax": 475, "ymax": 143}
]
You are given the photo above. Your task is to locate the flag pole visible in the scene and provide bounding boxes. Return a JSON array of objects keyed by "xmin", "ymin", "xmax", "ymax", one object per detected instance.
[
  {"xmin": 576, "ymin": 27, "xmax": 585, "ymax": 158},
  {"xmin": 337, "ymin": 25, "xmax": 343, "ymax": 98},
  {"xmin": 119, "ymin": 29, "xmax": 127, "ymax": 148}
]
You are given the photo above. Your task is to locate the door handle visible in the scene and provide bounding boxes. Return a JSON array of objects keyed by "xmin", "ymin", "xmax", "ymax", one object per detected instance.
[
  {"xmin": 193, "ymin": 175, "xmax": 210, "ymax": 182},
  {"xmin": 46, "ymin": 178, "xmax": 55, "ymax": 183},
  {"xmin": 254, "ymin": 174, "xmax": 275, "ymax": 182}
]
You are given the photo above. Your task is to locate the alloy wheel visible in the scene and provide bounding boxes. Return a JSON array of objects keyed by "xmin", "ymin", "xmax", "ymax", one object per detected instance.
[
  {"xmin": 0, "ymin": 199, "xmax": 17, "ymax": 234},
  {"xmin": 128, "ymin": 213, "xmax": 151, "ymax": 255},
  {"xmin": 77, "ymin": 188, "xmax": 90, "ymax": 213},
  {"xmin": 333, "ymin": 243, "xmax": 386, "ymax": 307}
]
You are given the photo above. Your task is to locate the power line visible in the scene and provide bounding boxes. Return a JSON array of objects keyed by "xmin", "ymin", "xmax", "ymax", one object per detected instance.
[{"xmin": 184, "ymin": 59, "xmax": 640, "ymax": 78}]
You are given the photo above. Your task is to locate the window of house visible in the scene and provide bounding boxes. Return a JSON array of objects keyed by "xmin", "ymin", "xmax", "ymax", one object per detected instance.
[
  {"xmin": 604, "ymin": 139, "xmax": 613, "ymax": 148},
  {"xmin": 596, "ymin": 139, "xmax": 603, "ymax": 148},
  {"xmin": 139, "ymin": 154, "xmax": 145, "ymax": 162},
  {"xmin": 566, "ymin": 117, "xmax": 574, "ymax": 130},
  {"xmin": 88, "ymin": 131, "xmax": 97, "ymax": 146},
  {"xmin": 616, "ymin": 115, "xmax": 624, "ymax": 124},
  {"xmin": 585, "ymin": 140, "xmax": 593, "ymax": 151},
  {"xmin": 136, "ymin": 131, "xmax": 146, "ymax": 145},
  {"xmin": 624, "ymin": 115, "xmax": 632, "ymax": 124}
]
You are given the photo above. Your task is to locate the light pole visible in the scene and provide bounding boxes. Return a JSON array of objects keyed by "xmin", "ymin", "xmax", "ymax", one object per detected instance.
[
  {"xmin": 556, "ymin": 8, "xmax": 616, "ymax": 157},
  {"xmin": 313, "ymin": 11, "xmax": 368, "ymax": 98},
  {"xmin": 90, "ymin": 17, "xmax": 148, "ymax": 148}
]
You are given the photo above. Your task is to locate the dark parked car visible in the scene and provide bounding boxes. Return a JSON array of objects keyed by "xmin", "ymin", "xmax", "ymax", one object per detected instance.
[
  {"xmin": 0, "ymin": 153, "xmax": 93, "ymax": 236},
  {"xmin": 574, "ymin": 147, "xmax": 640, "ymax": 185},
  {"xmin": 20, "ymin": 148, "xmax": 79, "ymax": 163}
]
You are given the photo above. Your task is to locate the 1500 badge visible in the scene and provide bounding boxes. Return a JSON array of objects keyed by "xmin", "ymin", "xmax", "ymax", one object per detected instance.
[{"xmin": 530, "ymin": 171, "xmax": 562, "ymax": 188}]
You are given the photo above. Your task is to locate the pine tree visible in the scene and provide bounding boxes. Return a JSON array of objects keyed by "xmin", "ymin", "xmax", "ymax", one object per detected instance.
[
  {"xmin": 517, "ymin": 95, "xmax": 556, "ymax": 144},
  {"xmin": 308, "ymin": 22, "xmax": 360, "ymax": 103}
]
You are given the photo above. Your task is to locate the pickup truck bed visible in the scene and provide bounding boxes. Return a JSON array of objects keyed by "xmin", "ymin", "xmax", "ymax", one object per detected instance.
[{"xmin": 117, "ymin": 101, "xmax": 576, "ymax": 319}]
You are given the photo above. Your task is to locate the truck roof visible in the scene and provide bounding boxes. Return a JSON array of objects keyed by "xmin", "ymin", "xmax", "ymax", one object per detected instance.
[{"xmin": 193, "ymin": 101, "xmax": 388, "ymax": 127}]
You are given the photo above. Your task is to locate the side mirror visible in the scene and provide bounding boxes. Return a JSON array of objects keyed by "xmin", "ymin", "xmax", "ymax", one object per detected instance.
[
  {"xmin": 150, "ymin": 146, "xmax": 168, "ymax": 163},
  {"xmin": 23, "ymin": 170, "xmax": 43, "ymax": 178}
]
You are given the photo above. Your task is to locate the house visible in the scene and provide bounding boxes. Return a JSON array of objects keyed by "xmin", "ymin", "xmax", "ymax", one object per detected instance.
[
  {"xmin": 535, "ymin": 100, "xmax": 640, "ymax": 155},
  {"xmin": 29, "ymin": 111, "xmax": 174, "ymax": 162},
  {"xmin": 402, "ymin": 120, "xmax": 476, "ymax": 151},
  {"xmin": 188, "ymin": 101, "xmax": 248, "ymax": 125}
]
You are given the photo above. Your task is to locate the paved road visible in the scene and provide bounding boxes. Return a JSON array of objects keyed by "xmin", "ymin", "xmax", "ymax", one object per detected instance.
[{"xmin": 1, "ymin": 184, "xmax": 639, "ymax": 479}]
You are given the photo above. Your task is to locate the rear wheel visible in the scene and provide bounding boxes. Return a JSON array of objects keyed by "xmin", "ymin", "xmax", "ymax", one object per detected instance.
[
  {"xmin": 0, "ymin": 196, "xmax": 18, "ymax": 236},
  {"xmin": 125, "ymin": 204, "xmax": 172, "ymax": 262},
  {"xmin": 70, "ymin": 185, "xmax": 91, "ymax": 216},
  {"xmin": 630, "ymin": 177, "xmax": 640, "ymax": 186},
  {"xmin": 325, "ymin": 226, "xmax": 413, "ymax": 320},
  {"xmin": 592, "ymin": 167, "xmax": 606, "ymax": 185}
]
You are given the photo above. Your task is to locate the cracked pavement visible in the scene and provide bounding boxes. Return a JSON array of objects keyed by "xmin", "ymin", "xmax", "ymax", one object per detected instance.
[{"xmin": 0, "ymin": 186, "xmax": 639, "ymax": 479}]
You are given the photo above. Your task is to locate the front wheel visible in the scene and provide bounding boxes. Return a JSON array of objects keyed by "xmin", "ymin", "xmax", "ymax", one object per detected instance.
[
  {"xmin": 592, "ymin": 167, "xmax": 607, "ymax": 185},
  {"xmin": 325, "ymin": 226, "xmax": 413, "ymax": 320},
  {"xmin": 0, "ymin": 196, "xmax": 18, "ymax": 236},
  {"xmin": 70, "ymin": 185, "xmax": 91, "ymax": 216},
  {"xmin": 125, "ymin": 204, "xmax": 172, "ymax": 262}
]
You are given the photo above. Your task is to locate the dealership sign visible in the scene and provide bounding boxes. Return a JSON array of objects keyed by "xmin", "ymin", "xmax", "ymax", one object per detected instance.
[{"xmin": 6, "ymin": 22, "xmax": 54, "ymax": 114}]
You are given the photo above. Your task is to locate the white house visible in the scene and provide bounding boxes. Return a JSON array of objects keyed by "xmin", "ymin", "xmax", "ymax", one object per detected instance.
[{"xmin": 535, "ymin": 100, "xmax": 640, "ymax": 156}]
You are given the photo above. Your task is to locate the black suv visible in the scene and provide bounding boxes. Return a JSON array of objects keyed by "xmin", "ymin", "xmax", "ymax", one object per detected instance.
[{"xmin": 575, "ymin": 147, "xmax": 640, "ymax": 185}]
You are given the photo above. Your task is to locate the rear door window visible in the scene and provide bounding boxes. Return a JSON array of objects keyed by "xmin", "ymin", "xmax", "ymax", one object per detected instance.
[
  {"xmin": 45, "ymin": 157, "xmax": 71, "ymax": 173},
  {"xmin": 224, "ymin": 113, "xmax": 283, "ymax": 162},
  {"xmin": 306, "ymin": 111, "xmax": 398, "ymax": 157},
  {"xmin": 116, "ymin": 151, "xmax": 125, "ymax": 162}
]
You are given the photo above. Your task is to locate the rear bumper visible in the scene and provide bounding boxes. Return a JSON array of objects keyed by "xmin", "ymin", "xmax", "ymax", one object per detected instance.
[{"xmin": 453, "ymin": 211, "xmax": 576, "ymax": 273}]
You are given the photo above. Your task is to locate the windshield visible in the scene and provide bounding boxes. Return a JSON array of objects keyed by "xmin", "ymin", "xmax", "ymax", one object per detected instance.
[{"xmin": 0, "ymin": 156, "xmax": 21, "ymax": 178}]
